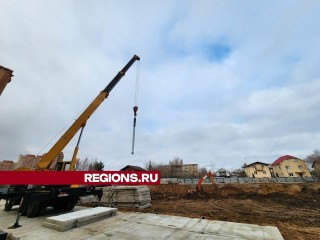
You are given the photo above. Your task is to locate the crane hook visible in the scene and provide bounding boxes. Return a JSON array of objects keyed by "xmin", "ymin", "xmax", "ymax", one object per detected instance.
[{"xmin": 131, "ymin": 106, "xmax": 138, "ymax": 154}]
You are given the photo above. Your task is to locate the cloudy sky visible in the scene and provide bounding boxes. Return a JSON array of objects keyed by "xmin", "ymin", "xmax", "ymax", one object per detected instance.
[{"xmin": 1, "ymin": 0, "xmax": 320, "ymax": 171}]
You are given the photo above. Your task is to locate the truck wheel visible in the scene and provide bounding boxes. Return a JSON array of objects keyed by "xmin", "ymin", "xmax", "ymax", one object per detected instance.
[
  {"xmin": 60, "ymin": 200, "xmax": 77, "ymax": 212},
  {"xmin": 4, "ymin": 199, "xmax": 13, "ymax": 211},
  {"xmin": 39, "ymin": 201, "xmax": 48, "ymax": 212},
  {"xmin": 52, "ymin": 204, "xmax": 60, "ymax": 211},
  {"xmin": 27, "ymin": 201, "xmax": 40, "ymax": 218}
]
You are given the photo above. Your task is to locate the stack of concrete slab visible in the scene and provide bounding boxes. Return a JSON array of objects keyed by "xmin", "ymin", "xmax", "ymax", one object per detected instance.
[
  {"xmin": 42, "ymin": 207, "xmax": 117, "ymax": 232},
  {"xmin": 101, "ymin": 185, "xmax": 151, "ymax": 209}
]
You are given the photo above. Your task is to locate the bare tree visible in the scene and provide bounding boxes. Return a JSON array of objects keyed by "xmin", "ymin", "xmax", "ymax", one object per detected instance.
[
  {"xmin": 169, "ymin": 157, "xmax": 183, "ymax": 177},
  {"xmin": 144, "ymin": 160, "xmax": 158, "ymax": 170},
  {"xmin": 157, "ymin": 163, "xmax": 171, "ymax": 178},
  {"xmin": 143, "ymin": 157, "xmax": 187, "ymax": 178},
  {"xmin": 88, "ymin": 159, "xmax": 104, "ymax": 171},
  {"xmin": 305, "ymin": 149, "xmax": 320, "ymax": 167},
  {"xmin": 198, "ymin": 167, "xmax": 207, "ymax": 177},
  {"xmin": 169, "ymin": 157, "xmax": 183, "ymax": 166},
  {"xmin": 76, "ymin": 157, "xmax": 103, "ymax": 171},
  {"xmin": 231, "ymin": 168, "xmax": 246, "ymax": 177},
  {"xmin": 75, "ymin": 157, "xmax": 90, "ymax": 170}
]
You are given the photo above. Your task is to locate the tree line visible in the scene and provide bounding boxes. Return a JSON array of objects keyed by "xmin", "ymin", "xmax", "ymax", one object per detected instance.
[
  {"xmin": 145, "ymin": 157, "xmax": 208, "ymax": 178},
  {"xmin": 75, "ymin": 157, "xmax": 104, "ymax": 171},
  {"xmin": 143, "ymin": 149, "xmax": 320, "ymax": 179},
  {"xmin": 73, "ymin": 149, "xmax": 320, "ymax": 177}
]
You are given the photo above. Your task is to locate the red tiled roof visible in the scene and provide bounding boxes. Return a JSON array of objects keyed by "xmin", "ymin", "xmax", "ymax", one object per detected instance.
[{"xmin": 271, "ymin": 155, "xmax": 299, "ymax": 166}]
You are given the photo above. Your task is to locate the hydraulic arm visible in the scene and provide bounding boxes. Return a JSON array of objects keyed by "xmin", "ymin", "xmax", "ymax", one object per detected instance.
[{"xmin": 37, "ymin": 55, "xmax": 140, "ymax": 170}]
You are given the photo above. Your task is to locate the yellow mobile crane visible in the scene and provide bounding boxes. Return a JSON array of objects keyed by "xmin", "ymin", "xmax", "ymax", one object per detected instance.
[
  {"xmin": 39, "ymin": 54, "xmax": 140, "ymax": 171},
  {"xmin": 0, "ymin": 55, "xmax": 140, "ymax": 225}
]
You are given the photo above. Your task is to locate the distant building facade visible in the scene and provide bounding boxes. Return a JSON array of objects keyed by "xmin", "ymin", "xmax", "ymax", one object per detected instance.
[
  {"xmin": 15, "ymin": 152, "xmax": 64, "ymax": 170},
  {"xmin": 15, "ymin": 154, "xmax": 42, "ymax": 170},
  {"xmin": 158, "ymin": 164, "xmax": 199, "ymax": 178},
  {"xmin": 271, "ymin": 155, "xmax": 311, "ymax": 178},
  {"xmin": 269, "ymin": 166, "xmax": 275, "ymax": 178},
  {"xmin": 182, "ymin": 164, "xmax": 198, "ymax": 177},
  {"xmin": 244, "ymin": 162, "xmax": 272, "ymax": 178},
  {"xmin": 215, "ymin": 168, "xmax": 231, "ymax": 177},
  {"xmin": 0, "ymin": 160, "xmax": 15, "ymax": 170},
  {"xmin": 48, "ymin": 152, "xmax": 64, "ymax": 170}
]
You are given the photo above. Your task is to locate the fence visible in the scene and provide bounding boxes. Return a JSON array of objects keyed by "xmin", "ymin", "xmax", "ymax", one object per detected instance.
[{"xmin": 161, "ymin": 176, "xmax": 320, "ymax": 184}]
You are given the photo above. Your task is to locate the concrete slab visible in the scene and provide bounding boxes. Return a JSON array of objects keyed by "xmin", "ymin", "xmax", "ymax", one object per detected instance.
[
  {"xmin": 43, "ymin": 207, "xmax": 117, "ymax": 231},
  {"xmin": 42, "ymin": 222, "xmax": 71, "ymax": 232},
  {"xmin": 0, "ymin": 200, "xmax": 283, "ymax": 240}
]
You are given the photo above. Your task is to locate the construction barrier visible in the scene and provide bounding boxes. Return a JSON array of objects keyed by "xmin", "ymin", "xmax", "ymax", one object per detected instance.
[{"xmin": 161, "ymin": 176, "xmax": 320, "ymax": 184}]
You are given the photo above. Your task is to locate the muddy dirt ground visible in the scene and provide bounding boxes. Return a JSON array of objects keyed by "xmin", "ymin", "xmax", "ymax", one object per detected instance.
[{"xmin": 121, "ymin": 183, "xmax": 320, "ymax": 240}]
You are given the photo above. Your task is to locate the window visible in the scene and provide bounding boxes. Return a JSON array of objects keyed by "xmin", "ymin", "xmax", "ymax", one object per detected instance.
[
  {"xmin": 263, "ymin": 171, "xmax": 266, "ymax": 174},
  {"xmin": 289, "ymin": 173, "xmax": 293, "ymax": 177},
  {"xmin": 285, "ymin": 166, "xmax": 290, "ymax": 170},
  {"xmin": 298, "ymin": 165, "xmax": 303, "ymax": 169}
]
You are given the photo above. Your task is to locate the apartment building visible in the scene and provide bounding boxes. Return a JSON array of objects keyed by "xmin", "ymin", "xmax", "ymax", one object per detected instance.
[
  {"xmin": 182, "ymin": 164, "xmax": 198, "ymax": 177},
  {"xmin": 15, "ymin": 152, "xmax": 64, "ymax": 170},
  {"xmin": 158, "ymin": 163, "xmax": 199, "ymax": 178},
  {"xmin": 0, "ymin": 160, "xmax": 16, "ymax": 170},
  {"xmin": 15, "ymin": 154, "xmax": 42, "ymax": 170},
  {"xmin": 48, "ymin": 152, "xmax": 64, "ymax": 170}
]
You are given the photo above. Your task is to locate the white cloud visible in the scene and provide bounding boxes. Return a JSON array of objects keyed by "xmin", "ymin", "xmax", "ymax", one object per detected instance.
[{"xmin": 1, "ymin": 0, "xmax": 320, "ymax": 171}]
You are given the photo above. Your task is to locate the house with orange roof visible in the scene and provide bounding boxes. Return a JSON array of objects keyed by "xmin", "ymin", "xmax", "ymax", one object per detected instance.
[{"xmin": 271, "ymin": 155, "xmax": 311, "ymax": 178}]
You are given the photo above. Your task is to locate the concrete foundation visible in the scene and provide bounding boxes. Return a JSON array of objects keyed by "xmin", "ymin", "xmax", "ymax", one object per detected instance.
[{"xmin": 0, "ymin": 200, "xmax": 283, "ymax": 240}]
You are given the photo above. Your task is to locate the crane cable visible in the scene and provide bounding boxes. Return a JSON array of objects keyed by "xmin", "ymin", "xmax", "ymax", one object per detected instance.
[
  {"xmin": 36, "ymin": 99, "xmax": 92, "ymax": 155},
  {"xmin": 131, "ymin": 60, "xmax": 140, "ymax": 155}
]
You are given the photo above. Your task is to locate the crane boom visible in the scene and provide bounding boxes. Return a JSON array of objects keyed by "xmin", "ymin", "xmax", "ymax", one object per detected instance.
[{"xmin": 37, "ymin": 55, "xmax": 140, "ymax": 170}]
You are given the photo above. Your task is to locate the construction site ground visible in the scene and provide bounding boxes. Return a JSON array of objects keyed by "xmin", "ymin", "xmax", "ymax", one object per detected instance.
[
  {"xmin": 119, "ymin": 182, "xmax": 320, "ymax": 240},
  {"xmin": 0, "ymin": 201, "xmax": 282, "ymax": 240},
  {"xmin": 1, "ymin": 182, "xmax": 319, "ymax": 239}
]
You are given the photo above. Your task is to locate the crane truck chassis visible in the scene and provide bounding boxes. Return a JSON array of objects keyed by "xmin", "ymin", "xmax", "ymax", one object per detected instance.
[
  {"xmin": 0, "ymin": 185, "xmax": 103, "ymax": 218},
  {"xmin": 0, "ymin": 55, "xmax": 140, "ymax": 227}
]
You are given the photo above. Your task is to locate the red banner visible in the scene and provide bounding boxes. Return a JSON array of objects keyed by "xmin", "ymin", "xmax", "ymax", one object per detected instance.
[{"xmin": 0, "ymin": 171, "xmax": 160, "ymax": 185}]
